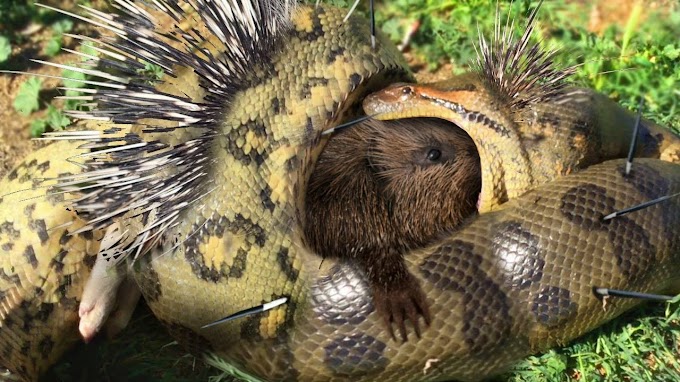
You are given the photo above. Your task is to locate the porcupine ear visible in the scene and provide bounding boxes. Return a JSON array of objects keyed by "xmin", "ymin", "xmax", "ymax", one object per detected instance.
[
  {"xmin": 29, "ymin": 0, "xmax": 298, "ymax": 262},
  {"xmin": 474, "ymin": 0, "xmax": 577, "ymax": 111}
]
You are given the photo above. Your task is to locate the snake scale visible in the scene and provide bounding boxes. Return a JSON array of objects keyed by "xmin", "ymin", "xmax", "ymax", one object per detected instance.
[{"xmin": 1, "ymin": 1, "xmax": 680, "ymax": 381}]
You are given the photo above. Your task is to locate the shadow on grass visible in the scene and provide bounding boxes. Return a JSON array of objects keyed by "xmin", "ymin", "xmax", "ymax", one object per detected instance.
[{"xmin": 45, "ymin": 302, "xmax": 226, "ymax": 382}]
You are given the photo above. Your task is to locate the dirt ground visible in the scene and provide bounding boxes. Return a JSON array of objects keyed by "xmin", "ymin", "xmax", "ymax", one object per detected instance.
[{"xmin": 0, "ymin": 0, "xmax": 95, "ymax": 177}]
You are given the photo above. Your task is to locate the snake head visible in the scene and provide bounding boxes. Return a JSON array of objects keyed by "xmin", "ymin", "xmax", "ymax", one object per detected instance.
[{"xmin": 363, "ymin": 82, "xmax": 421, "ymax": 119}]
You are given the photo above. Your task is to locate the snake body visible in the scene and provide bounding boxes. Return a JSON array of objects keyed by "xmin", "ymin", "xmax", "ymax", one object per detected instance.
[{"xmin": 1, "ymin": 1, "xmax": 680, "ymax": 382}]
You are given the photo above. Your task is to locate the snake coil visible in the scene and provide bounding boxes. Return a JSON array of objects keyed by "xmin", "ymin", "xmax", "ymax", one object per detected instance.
[{"xmin": 1, "ymin": 1, "xmax": 680, "ymax": 382}]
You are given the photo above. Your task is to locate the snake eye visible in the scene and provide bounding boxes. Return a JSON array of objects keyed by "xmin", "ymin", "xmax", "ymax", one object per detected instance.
[
  {"xmin": 427, "ymin": 148, "xmax": 441, "ymax": 161},
  {"xmin": 401, "ymin": 86, "xmax": 413, "ymax": 95}
]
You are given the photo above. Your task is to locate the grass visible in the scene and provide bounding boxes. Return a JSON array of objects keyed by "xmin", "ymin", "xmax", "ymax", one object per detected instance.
[
  {"xmin": 2, "ymin": 0, "xmax": 679, "ymax": 381},
  {"xmin": 48, "ymin": 304, "xmax": 221, "ymax": 382},
  {"xmin": 501, "ymin": 305, "xmax": 680, "ymax": 382},
  {"xmin": 372, "ymin": 0, "xmax": 680, "ymax": 131}
]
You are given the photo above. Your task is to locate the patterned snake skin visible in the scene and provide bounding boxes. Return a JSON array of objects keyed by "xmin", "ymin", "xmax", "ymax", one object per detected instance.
[{"xmin": 0, "ymin": 2, "xmax": 679, "ymax": 381}]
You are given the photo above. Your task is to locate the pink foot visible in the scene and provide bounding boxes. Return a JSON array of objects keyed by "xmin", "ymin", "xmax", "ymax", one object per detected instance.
[
  {"xmin": 79, "ymin": 254, "xmax": 125, "ymax": 342},
  {"xmin": 105, "ymin": 276, "xmax": 141, "ymax": 338}
]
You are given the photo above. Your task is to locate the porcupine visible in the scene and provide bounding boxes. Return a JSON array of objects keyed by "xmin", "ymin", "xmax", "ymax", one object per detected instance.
[
  {"xmin": 305, "ymin": 117, "xmax": 481, "ymax": 341},
  {"xmin": 0, "ymin": 1, "xmax": 680, "ymax": 382}
]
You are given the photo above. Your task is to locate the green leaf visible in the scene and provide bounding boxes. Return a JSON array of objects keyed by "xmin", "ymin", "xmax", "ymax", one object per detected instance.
[
  {"xmin": 662, "ymin": 44, "xmax": 680, "ymax": 60},
  {"xmin": 46, "ymin": 105, "xmax": 71, "ymax": 130},
  {"xmin": 0, "ymin": 36, "xmax": 11, "ymax": 63},
  {"xmin": 79, "ymin": 41, "xmax": 98, "ymax": 58},
  {"xmin": 61, "ymin": 68, "xmax": 87, "ymax": 88},
  {"xmin": 52, "ymin": 19, "xmax": 73, "ymax": 35},
  {"xmin": 61, "ymin": 69, "xmax": 90, "ymax": 111},
  {"xmin": 43, "ymin": 19, "xmax": 74, "ymax": 57},
  {"xmin": 44, "ymin": 37, "xmax": 62, "ymax": 57},
  {"xmin": 137, "ymin": 62, "xmax": 164, "ymax": 84},
  {"xmin": 13, "ymin": 77, "xmax": 42, "ymax": 116},
  {"xmin": 30, "ymin": 119, "xmax": 47, "ymax": 138}
]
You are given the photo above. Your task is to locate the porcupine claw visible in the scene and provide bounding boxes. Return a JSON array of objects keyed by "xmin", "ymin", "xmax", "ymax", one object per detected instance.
[{"xmin": 374, "ymin": 274, "xmax": 432, "ymax": 342}]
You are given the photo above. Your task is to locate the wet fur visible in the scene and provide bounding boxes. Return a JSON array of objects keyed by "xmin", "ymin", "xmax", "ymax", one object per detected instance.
[{"xmin": 304, "ymin": 117, "xmax": 481, "ymax": 340}]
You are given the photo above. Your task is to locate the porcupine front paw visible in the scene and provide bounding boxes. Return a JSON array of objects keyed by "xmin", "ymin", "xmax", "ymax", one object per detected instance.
[{"xmin": 373, "ymin": 274, "xmax": 431, "ymax": 342}]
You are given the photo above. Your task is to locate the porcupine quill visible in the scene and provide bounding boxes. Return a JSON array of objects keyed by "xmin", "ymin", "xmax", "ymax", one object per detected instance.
[
  {"xmin": 341, "ymin": 0, "xmax": 376, "ymax": 49},
  {"xmin": 475, "ymin": 0, "xmax": 578, "ymax": 111},
  {"xmin": 594, "ymin": 288, "xmax": 674, "ymax": 302},
  {"xmin": 601, "ymin": 192, "xmax": 680, "ymax": 221},
  {"xmin": 593, "ymin": 100, "xmax": 679, "ymax": 302},
  {"xmin": 486, "ymin": 3, "xmax": 680, "ymax": 303},
  {"xmin": 201, "ymin": 297, "xmax": 288, "ymax": 328},
  {"xmin": 321, "ymin": 114, "xmax": 376, "ymax": 135},
  {"xmin": 625, "ymin": 99, "xmax": 645, "ymax": 175},
  {"xmin": 5, "ymin": 0, "xmax": 298, "ymax": 263},
  {"xmin": 600, "ymin": 100, "xmax": 680, "ymax": 222}
]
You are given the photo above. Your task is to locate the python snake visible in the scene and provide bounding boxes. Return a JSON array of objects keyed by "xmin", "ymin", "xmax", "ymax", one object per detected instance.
[{"xmin": 1, "ymin": 1, "xmax": 679, "ymax": 381}]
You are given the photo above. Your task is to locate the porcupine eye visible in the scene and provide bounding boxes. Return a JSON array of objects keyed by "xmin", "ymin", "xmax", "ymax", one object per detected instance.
[
  {"xmin": 383, "ymin": 146, "xmax": 447, "ymax": 171},
  {"xmin": 427, "ymin": 148, "xmax": 442, "ymax": 162},
  {"xmin": 418, "ymin": 145, "xmax": 455, "ymax": 166}
]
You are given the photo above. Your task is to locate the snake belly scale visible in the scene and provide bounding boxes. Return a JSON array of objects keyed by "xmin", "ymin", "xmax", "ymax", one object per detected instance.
[{"xmin": 0, "ymin": 1, "xmax": 679, "ymax": 382}]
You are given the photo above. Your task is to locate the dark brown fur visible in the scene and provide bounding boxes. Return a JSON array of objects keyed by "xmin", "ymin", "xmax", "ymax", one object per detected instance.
[{"xmin": 304, "ymin": 117, "xmax": 481, "ymax": 340}]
